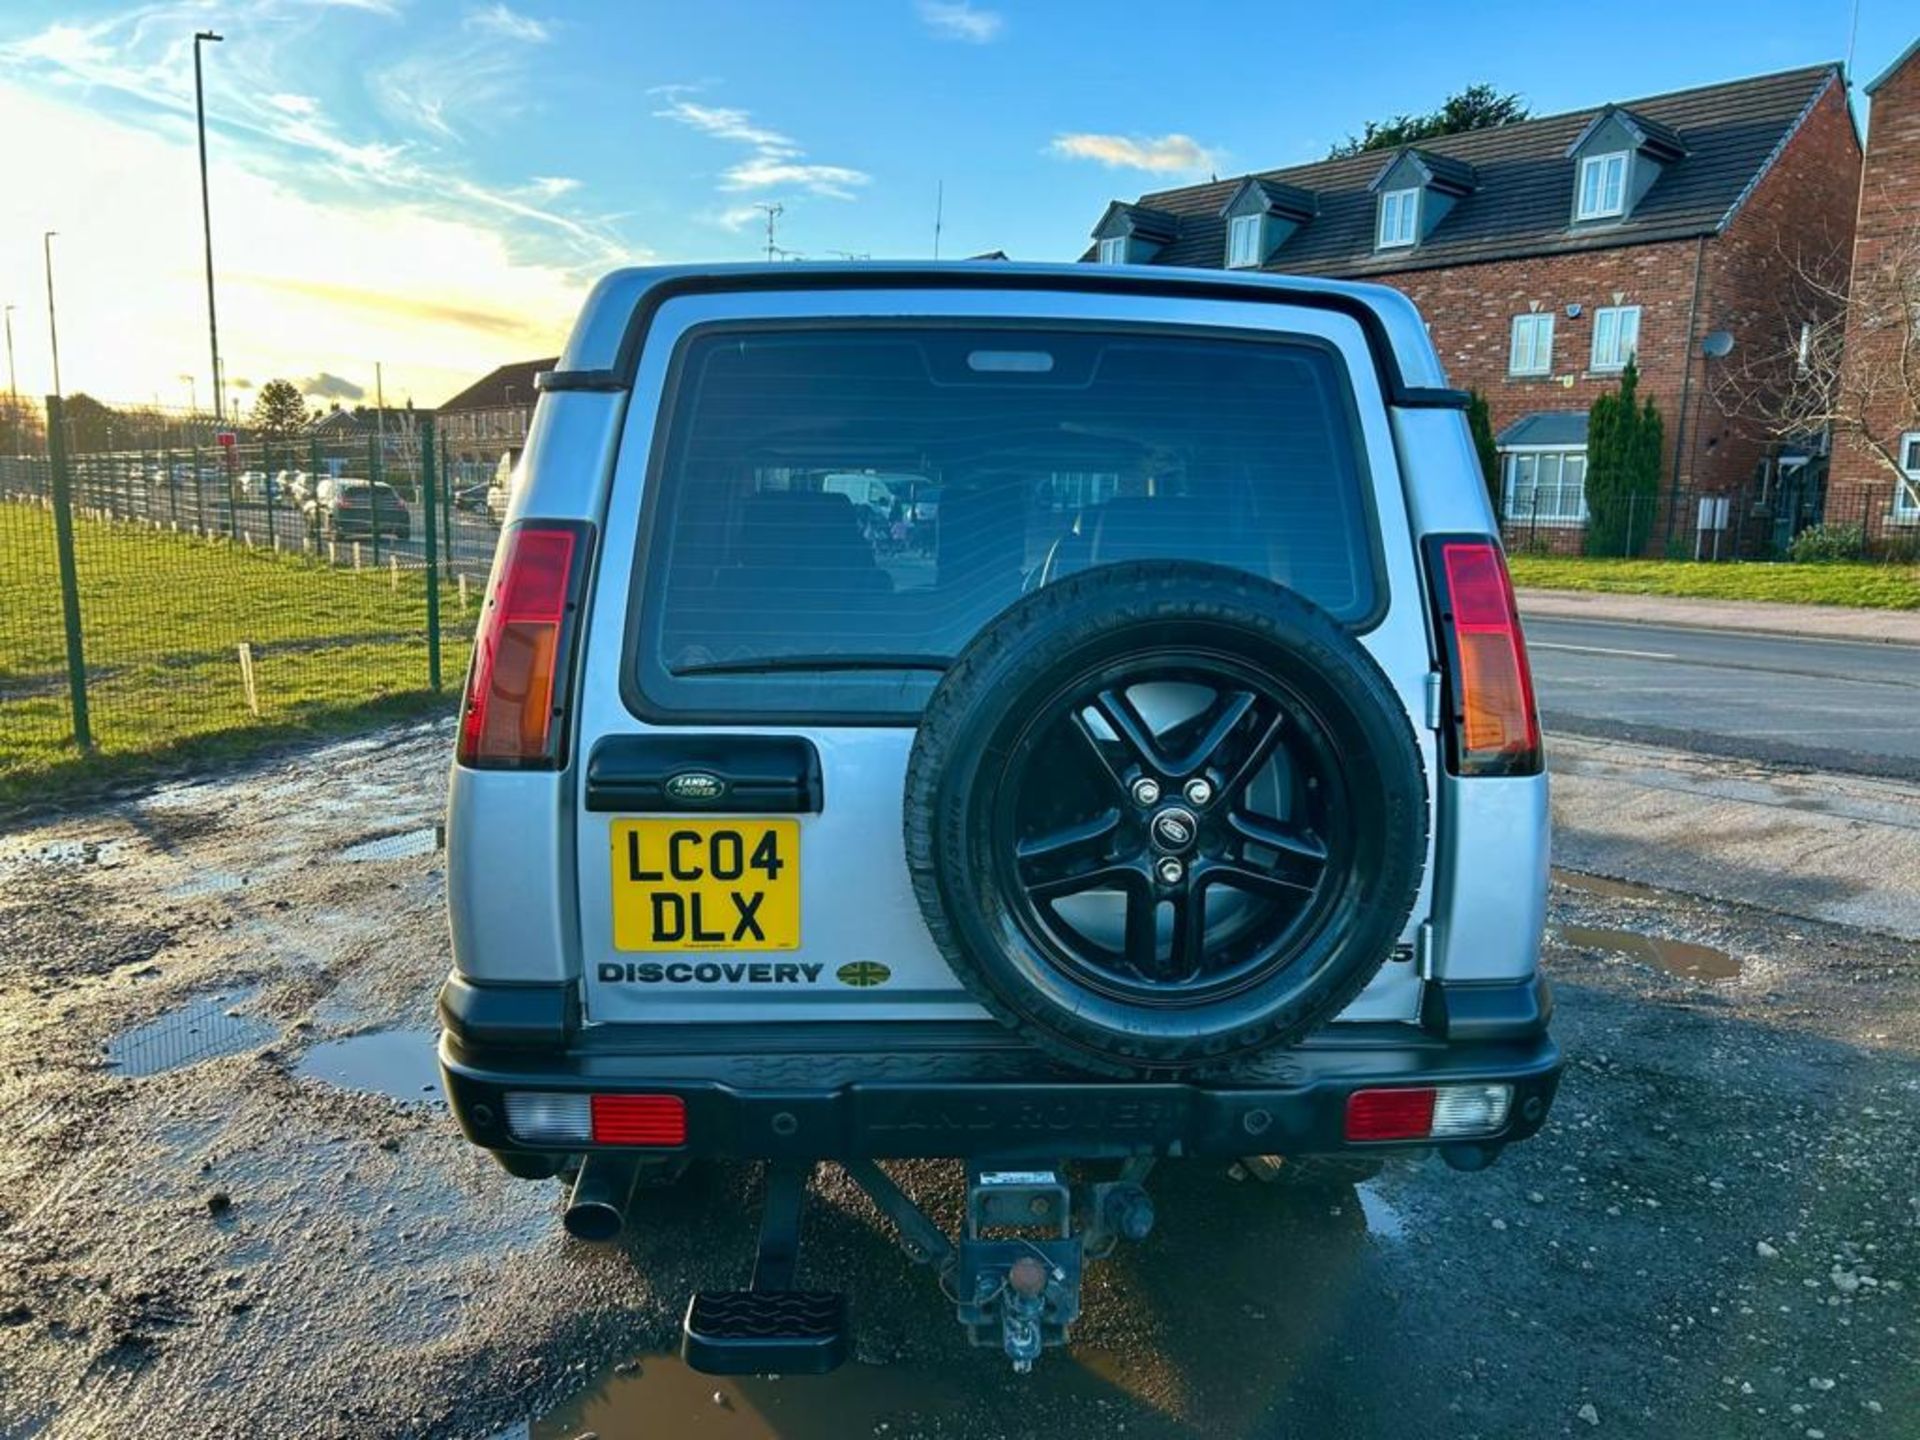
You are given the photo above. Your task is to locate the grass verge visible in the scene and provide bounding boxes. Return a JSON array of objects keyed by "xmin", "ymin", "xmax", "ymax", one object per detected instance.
[
  {"xmin": 1, "ymin": 502, "xmax": 471, "ymax": 809},
  {"xmin": 1508, "ymin": 556, "xmax": 1920, "ymax": 611}
]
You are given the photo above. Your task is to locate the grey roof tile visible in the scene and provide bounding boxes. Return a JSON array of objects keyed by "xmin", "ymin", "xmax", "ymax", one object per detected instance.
[{"xmin": 1106, "ymin": 64, "xmax": 1839, "ymax": 277}]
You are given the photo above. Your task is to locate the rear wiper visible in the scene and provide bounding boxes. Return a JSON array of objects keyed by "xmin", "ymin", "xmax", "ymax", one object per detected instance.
[{"xmin": 673, "ymin": 653, "xmax": 952, "ymax": 677}]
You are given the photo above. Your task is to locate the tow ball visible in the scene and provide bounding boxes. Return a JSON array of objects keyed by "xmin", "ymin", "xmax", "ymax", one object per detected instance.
[{"xmin": 947, "ymin": 1161, "xmax": 1155, "ymax": 1371}]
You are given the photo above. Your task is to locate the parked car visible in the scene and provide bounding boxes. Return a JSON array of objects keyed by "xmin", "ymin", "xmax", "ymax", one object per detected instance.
[
  {"xmin": 440, "ymin": 263, "xmax": 1558, "ymax": 1377},
  {"xmin": 306, "ymin": 479, "xmax": 411, "ymax": 541},
  {"xmin": 484, "ymin": 447, "xmax": 522, "ymax": 525},
  {"xmin": 453, "ymin": 482, "xmax": 491, "ymax": 514}
]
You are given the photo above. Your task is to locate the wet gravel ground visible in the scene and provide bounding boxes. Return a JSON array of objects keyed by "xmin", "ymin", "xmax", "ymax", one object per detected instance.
[{"xmin": 0, "ymin": 721, "xmax": 1915, "ymax": 1439}]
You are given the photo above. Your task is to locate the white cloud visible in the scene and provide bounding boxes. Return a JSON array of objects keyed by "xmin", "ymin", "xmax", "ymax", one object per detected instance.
[
  {"xmin": 720, "ymin": 158, "xmax": 869, "ymax": 200},
  {"xmin": 0, "ymin": 1, "xmax": 624, "ymax": 263},
  {"xmin": 654, "ymin": 97, "xmax": 797, "ymax": 153},
  {"xmin": 1049, "ymin": 131, "xmax": 1220, "ymax": 173},
  {"xmin": 0, "ymin": 81, "xmax": 586, "ymax": 407},
  {"xmin": 655, "ymin": 88, "xmax": 869, "ymax": 203},
  {"xmin": 528, "ymin": 175, "xmax": 579, "ymax": 198},
  {"xmin": 465, "ymin": 3, "xmax": 551, "ymax": 43},
  {"xmin": 918, "ymin": 1, "xmax": 1003, "ymax": 43}
]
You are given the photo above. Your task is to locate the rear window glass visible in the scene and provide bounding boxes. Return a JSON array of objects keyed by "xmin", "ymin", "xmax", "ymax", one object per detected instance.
[{"xmin": 632, "ymin": 324, "xmax": 1379, "ymax": 717}]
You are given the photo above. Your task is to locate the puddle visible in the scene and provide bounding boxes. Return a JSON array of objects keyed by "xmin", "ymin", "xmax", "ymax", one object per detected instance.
[
  {"xmin": 1554, "ymin": 923, "xmax": 1741, "ymax": 980},
  {"xmin": 296, "ymin": 1028, "xmax": 442, "ymax": 1101},
  {"xmin": 107, "ymin": 988, "xmax": 278, "ymax": 1075},
  {"xmin": 336, "ymin": 826, "xmax": 442, "ymax": 863},
  {"xmin": 530, "ymin": 1350, "xmax": 1119, "ymax": 1440},
  {"xmin": 1551, "ymin": 868, "xmax": 1668, "ymax": 903},
  {"xmin": 1355, "ymin": 1182, "xmax": 1408, "ymax": 1241}
]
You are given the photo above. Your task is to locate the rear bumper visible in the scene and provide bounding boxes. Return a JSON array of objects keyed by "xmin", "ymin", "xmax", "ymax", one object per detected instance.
[{"xmin": 438, "ymin": 976, "xmax": 1561, "ymax": 1164}]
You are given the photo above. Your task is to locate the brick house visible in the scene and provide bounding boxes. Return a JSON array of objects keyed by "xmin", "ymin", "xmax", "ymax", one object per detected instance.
[
  {"xmin": 1086, "ymin": 65, "xmax": 1862, "ymax": 555},
  {"xmin": 436, "ymin": 356, "xmax": 557, "ymax": 479},
  {"xmin": 1824, "ymin": 40, "xmax": 1920, "ymax": 549}
]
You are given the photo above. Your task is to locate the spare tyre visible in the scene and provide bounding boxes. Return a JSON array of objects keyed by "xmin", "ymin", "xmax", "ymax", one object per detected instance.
[{"xmin": 904, "ymin": 561, "xmax": 1428, "ymax": 1077}]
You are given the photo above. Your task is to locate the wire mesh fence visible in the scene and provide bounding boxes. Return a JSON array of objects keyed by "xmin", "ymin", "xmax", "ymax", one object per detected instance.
[{"xmin": 1, "ymin": 397, "xmax": 494, "ymax": 804}]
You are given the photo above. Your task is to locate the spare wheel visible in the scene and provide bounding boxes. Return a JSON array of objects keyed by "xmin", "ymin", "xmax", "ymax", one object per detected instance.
[{"xmin": 903, "ymin": 560, "xmax": 1428, "ymax": 1077}]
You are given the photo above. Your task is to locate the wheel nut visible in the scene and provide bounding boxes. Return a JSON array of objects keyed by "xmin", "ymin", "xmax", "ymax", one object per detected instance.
[
  {"xmin": 1157, "ymin": 857, "xmax": 1185, "ymax": 885},
  {"xmin": 1131, "ymin": 777, "xmax": 1162, "ymax": 806},
  {"xmin": 1184, "ymin": 778, "xmax": 1214, "ymax": 806}
]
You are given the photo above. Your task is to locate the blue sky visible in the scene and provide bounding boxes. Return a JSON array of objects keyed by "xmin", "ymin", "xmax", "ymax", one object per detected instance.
[{"xmin": 0, "ymin": 0, "xmax": 1911, "ymax": 407}]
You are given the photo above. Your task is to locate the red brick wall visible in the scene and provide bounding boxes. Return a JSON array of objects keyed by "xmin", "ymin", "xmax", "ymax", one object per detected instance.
[
  {"xmin": 1366, "ymin": 76, "xmax": 1861, "ymax": 554},
  {"xmin": 1828, "ymin": 45, "xmax": 1920, "ymax": 544}
]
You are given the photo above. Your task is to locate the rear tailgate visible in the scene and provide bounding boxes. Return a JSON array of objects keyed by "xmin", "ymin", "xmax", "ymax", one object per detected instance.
[{"xmin": 568, "ymin": 283, "xmax": 1440, "ymax": 1027}]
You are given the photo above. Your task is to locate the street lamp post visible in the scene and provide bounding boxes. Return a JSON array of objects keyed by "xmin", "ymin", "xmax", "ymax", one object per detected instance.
[
  {"xmin": 194, "ymin": 30, "xmax": 225, "ymax": 422},
  {"xmin": 43, "ymin": 232, "xmax": 61, "ymax": 398}
]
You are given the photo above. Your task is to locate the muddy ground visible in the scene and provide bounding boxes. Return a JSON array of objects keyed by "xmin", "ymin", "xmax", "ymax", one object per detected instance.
[{"xmin": 0, "ymin": 721, "xmax": 1915, "ymax": 1439}]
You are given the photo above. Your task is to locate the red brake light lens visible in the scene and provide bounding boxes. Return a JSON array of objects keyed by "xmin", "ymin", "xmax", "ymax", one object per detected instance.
[
  {"xmin": 1427, "ymin": 537, "xmax": 1541, "ymax": 777},
  {"xmin": 1345, "ymin": 1086, "xmax": 1438, "ymax": 1142},
  {"xmin": 591, "ymin": 1094, "xmax": 688, "ymax": 1146},
  {"xmin": 457, "ymin": 523, "xmax": 587, "ymax": 768}
]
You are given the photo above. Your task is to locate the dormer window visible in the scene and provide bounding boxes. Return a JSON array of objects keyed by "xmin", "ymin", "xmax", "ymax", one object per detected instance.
[
  {"xmin": 1576, "ymin": 152, "xmax": 1628, "ymax": 220},
  {"xmin": 1226, "ymin": 214, "xmax": 1261, "ymax": 268},
  {"xmin": 1215, "ymin": 176, "xmax": 1317, "ymax": 270},
  {"xmin": 1367, "ymin": 149, "xmax": 1475, "ymax": 253},
  {"xmin": 1377, "ymin": 188, "xmax": 1419, "ymax": 248},
  {"xmin": 1565, "ymin": 106, "xmax": 1687, "ymax": 227},
  {"xmin": 1089, "ymin": 201, "xmax": 1178, "ymax": 266}
]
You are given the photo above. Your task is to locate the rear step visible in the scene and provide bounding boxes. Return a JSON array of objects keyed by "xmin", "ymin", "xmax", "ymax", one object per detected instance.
[{"xmin": 681, "ymin": 1160, "xmax": 849, "ymax": 1375}]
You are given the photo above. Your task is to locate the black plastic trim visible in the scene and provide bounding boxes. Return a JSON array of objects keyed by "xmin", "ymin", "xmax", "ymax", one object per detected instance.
[
  {"xmin": 440, "ymin": 1023, "xmax": 1561, "ymax": 1163},
  {"xmin": 585, "ymin": 734, "xmax": 823, "ymax": 813},
  {"xmin": 535, "ymin": 367, "xmax": 624, "ymax": 392},
  {"xmin": 1420, "ymin": 973, "xmax": 1553, "ymax": 1041},
  {"xmin": 438, "ymin": 974, "xmax": 577, "ymax": 1050},
  {"xmin": 603, "ymin": 268, "xmax": 1467, "ymax": 409}
]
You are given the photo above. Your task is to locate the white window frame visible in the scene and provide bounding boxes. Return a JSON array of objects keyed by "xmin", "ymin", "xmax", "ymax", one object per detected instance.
[
  {"xmin": 1576, "ymin": 152, "xmax": 1629, "ymax": 221},
  {"xmin": 1501, "ymin": 447, "xmax": 1590, "ymax": 527},
  {"xmin": 1226, "ymin": 213, "xmax": 1263, "ymax": 269},
  {"xmin": 1896, "ymin": 432, "xmax": 1920, "ymax": 524},
  {"xmin": 1097, "ymin": 236, "xmax": 1126, "ymax": 265},
  {"xmin": 1590, "ymin": 304, "xmax": 1641, "ymax": 372},
  {"xmin": 1509, "ymin": 313, "xmax": 1556, "ymax": 376},
  {"xmin": 1377, "ymin": 188, "xmax": 1418, "ymax": 249}
]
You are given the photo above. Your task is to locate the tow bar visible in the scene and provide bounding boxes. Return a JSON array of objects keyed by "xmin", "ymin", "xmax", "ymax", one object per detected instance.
[{"xmin": 678, "ymin": 1156, "xmax": 1157, "ymax": 1375}]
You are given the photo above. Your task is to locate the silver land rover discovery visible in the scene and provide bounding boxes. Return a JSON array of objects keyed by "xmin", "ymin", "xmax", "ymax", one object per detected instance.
[{"xmin": 440, "ymin": 261, "xmax": 1560, "ymax": 1374}]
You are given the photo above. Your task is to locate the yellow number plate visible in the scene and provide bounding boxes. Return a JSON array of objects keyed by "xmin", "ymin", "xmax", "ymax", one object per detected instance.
[{"xmin": 610, "ymin": 819, "xmax": 799, "ymax": 952}]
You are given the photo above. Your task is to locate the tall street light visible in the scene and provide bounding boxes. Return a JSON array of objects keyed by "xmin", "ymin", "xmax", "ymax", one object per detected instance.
[
  {"xmin": 194, "ymin": 30, "xmax": 225, "ymax": 422},
  {"xmin": 44, "ymin": 231, "xmax": 61, "ymax": 398}
]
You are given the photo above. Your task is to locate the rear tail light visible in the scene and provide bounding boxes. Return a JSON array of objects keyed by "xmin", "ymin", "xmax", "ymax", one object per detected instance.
[
  {"xmin": 457, "ymin": 521, "xmax": 591, "ymax": 769},
  {"xmin": 590, "ymin": 1095, "xmax": 688, "ymax": 1146},
  {"xmin": 501, "ymin": 1091, "xmax": 689, "ymax": 1147},
  {"xmin": 1345, "ymin": 1083, "xmax": 1513, "ymax": 1142},
  {"xmin": 1424, "ymin": 536, "xmax": 1541, "ymax": 777}
]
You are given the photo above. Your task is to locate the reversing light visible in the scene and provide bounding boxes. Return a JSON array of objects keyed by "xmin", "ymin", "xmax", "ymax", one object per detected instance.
[
  {"xmin": 457, "ymin": 522, "xmax": 589, "ymax": 768},
  {"xmin": 504, "ymin": 1091, "xmax": 590, "ymax": 1145},
  {"xmin": 1424, "ymin": 537, "xmax": 1542, "ymax": 777}
]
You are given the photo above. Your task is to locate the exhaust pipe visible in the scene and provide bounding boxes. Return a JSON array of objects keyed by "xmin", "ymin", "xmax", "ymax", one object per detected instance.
[{"xmin": 563, "ymin": 1153, "xmax": 644, "ymax": 1242}]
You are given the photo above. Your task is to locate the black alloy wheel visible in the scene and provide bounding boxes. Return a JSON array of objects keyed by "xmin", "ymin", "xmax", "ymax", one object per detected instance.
[{"xmin": 906, "ymin": 561, "xmax": 1428, "ymax": 1076}]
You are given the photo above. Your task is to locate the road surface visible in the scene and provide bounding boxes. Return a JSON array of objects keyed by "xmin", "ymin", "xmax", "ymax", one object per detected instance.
[{"xmin": 1525, "ymin": 614, "xmax": 1920, "ymax": 777}]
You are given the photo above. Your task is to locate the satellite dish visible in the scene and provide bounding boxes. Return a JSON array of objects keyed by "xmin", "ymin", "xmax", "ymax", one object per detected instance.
[{"xmin": 1702, "ymin": 331, "xmax": 1735, "ymax": 359}]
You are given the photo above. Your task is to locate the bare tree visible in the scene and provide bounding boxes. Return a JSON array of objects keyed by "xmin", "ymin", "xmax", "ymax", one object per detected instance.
[{"xmin": 1714, "ymin": 203, "xmax": 1920, "ymax": 516}]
